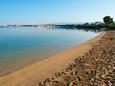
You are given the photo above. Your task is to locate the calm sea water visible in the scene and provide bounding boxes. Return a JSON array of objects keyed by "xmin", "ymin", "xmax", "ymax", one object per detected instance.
[{"xmin": 0, "ymin": 27, "xmax": 99, "ymax": 74}]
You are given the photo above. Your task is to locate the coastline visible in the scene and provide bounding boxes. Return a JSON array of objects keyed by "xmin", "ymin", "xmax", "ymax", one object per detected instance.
[
  {"xmin": 40, "ymin": 31, "xmax": 115, "ymax": 86},
  {"xmin": 0, "ymin": 32, "xmax": 105, "ymax": 86}
]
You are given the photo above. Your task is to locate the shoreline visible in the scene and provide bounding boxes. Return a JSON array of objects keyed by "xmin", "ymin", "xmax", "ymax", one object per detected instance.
[
  {"xmin": 0, "ymin": 34, "xmax": 99, "ymax": 77},
  {"xmin": 0, "ymin": 32, "xmax": 105, "ymax": 86},
  {"xmin": 40, "ymin": 31, "xmax": 115, "ymax": 86}
]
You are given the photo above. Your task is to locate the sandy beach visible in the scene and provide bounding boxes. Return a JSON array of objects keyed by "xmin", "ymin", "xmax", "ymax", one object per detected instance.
[{"xmin": 0, "ymin": 32, "xmax": 105, "ymax": 86}]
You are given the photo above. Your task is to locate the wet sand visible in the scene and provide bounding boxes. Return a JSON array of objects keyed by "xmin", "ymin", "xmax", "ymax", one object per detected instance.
[{"xmin": 0, "ymin": 32, "xmax": 105, "ymax": 86}]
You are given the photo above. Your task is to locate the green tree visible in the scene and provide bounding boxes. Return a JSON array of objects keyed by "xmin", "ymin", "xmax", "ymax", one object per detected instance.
[{"xmin": 103, "ymin": 16, "xmax": 113, "ymax": 25}]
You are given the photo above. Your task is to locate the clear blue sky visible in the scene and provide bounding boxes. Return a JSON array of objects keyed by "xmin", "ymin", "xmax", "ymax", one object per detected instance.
[{"xmin": 0, "ymin": 0, "xmax": 115, "ymax": 25}]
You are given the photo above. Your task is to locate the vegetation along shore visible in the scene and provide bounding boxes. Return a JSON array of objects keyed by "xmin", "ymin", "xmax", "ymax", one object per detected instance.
[{"xmin": 2, "ymin": 16, "xmax": 115, "ymax": 31}]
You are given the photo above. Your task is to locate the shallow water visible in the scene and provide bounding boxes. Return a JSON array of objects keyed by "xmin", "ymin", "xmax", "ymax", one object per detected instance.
[{"xmin": 0, "ymin": 27, "xmax": 99, "ymax": 73}]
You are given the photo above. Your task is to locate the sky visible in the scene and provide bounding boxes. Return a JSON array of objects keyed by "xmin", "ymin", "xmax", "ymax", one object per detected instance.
[{"xmin": 0, "ymin": 0, "xmax": 115, "ymax": 25}]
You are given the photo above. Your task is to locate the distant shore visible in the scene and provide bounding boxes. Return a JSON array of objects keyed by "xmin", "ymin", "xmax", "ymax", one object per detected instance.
[{"xmin": 0, "ymin": 32, "xmax": 105, "ymax": 86}]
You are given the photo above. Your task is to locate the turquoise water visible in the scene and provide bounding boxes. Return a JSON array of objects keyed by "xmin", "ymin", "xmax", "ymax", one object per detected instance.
[{"xmin": 0, "ymin": 27, "xmax": 99, "ymax": 73}]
